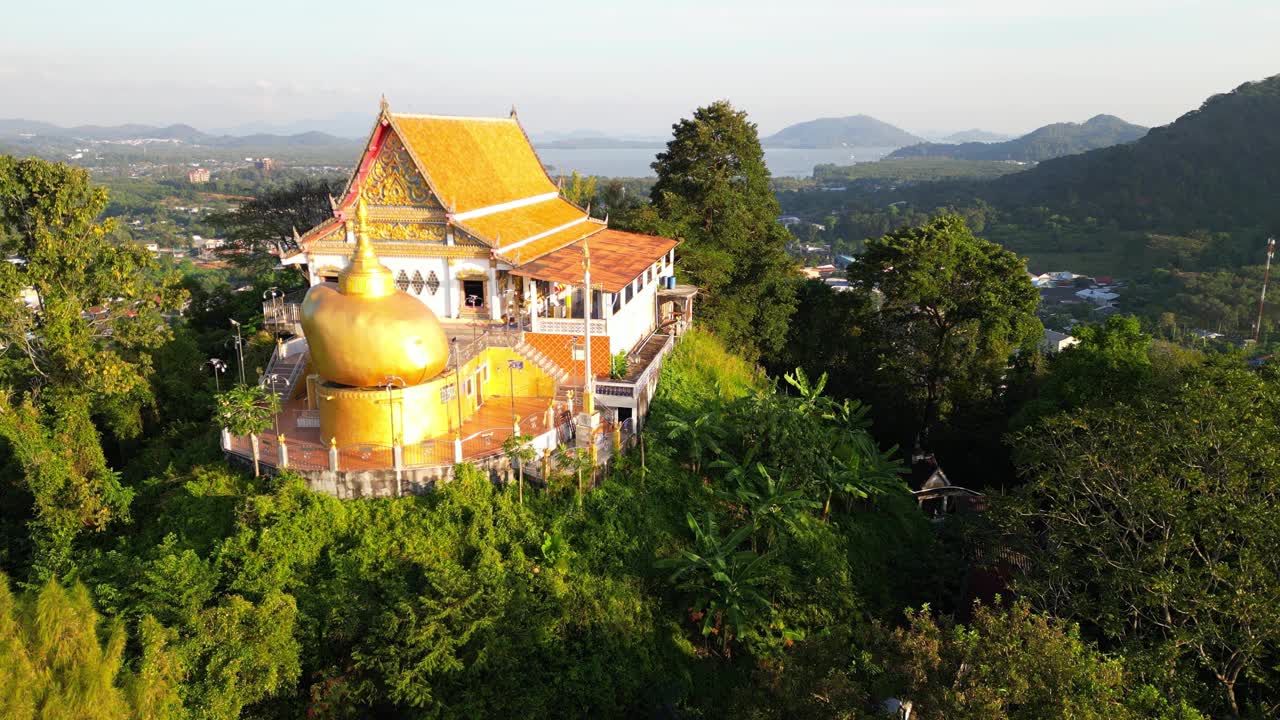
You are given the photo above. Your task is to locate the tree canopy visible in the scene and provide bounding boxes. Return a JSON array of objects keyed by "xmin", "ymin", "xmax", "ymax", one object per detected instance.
[
  {"xmin": 847, "ymin": 213, "xmax": 1041, "ymax": 445},
  {"xmin": 644, "ymin": 100, "xmax": 798, "ymax": 359},
  {"xmin": 1002, "ymin": 363, "xmax": 1280, "ymax": 716}
]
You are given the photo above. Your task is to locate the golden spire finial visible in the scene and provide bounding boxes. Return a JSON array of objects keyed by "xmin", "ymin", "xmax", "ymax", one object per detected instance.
[
  {"xmin": 338, "ymin": 198, "xmax": 396, "ymax": 298},
  {"xmin": 356, "ymin": 197, "xmax": 370, "ymax": 239}
]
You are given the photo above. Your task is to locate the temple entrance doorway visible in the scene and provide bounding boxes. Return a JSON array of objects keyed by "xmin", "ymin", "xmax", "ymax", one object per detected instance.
[{"xmin": 462, "ymin": 279, "xmax": 485, "ymax": 311}]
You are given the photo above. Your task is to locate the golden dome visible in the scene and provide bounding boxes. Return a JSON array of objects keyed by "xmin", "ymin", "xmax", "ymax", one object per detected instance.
[{"xmin": 300, "ymin": 200, "xmax": 449, "ymax": 387}]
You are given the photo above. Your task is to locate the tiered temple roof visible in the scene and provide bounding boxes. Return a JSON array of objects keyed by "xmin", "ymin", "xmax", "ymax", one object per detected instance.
[{"xmin": 290, "ymin": 104, "xmax": 625, "ymax": 266}]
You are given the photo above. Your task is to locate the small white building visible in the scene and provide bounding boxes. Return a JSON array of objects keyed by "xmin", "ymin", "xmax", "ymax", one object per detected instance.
[
  {"xmin": 1075, "ymin": 288, "xmax": 1119, "ymax": 305},
  {"xmin": 1041, "ymin": 329, "xmax": 1080, "ymax": 354}
]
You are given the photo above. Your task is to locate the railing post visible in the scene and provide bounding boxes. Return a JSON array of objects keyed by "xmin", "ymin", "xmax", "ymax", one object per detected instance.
[
  {"xmin": 278, "ymin": 435, "xmax": 289, "ymax": 468},
  {"xmin": 612, "ymin": 425, "xmax": 621, "ymax": 452},
  {"xmin": 453, "ymin": 435, "xmax": 464, "ymax": 464},
  {"xmin": 542, "ymin": 447, "xmax": 551, "ymax": 480},
  {"xmin": 220, "ymin": 428, "xmax": 231, "ymax": 451},
  {"xmin": 329, "ymin": 437, "xmax": 339, "ymax": 472}
]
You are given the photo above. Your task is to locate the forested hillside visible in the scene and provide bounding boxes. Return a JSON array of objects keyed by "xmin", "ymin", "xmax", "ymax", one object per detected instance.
[
  {"xmin": 888, "ymin": 114, "xmax": 1147, "ymax": 162},
  {"xmin": 977, "ymin": 75, "xmax": 1280, "ymax": 230}
]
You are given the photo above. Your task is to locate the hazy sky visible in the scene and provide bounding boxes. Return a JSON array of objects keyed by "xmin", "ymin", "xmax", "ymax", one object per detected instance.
[{"xmin": 1, "ymin": 0, "xmax": 1276, "ymax": 137}]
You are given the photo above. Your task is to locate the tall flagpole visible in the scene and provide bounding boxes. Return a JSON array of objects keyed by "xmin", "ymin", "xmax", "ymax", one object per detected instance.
[{"xmin": 582, "ymin": 237, "xmax": 594, "ymax": 414}]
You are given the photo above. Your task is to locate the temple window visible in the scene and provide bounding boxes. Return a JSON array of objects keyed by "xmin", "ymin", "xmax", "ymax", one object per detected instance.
[
  {"xmin": 396, "ymin": 270, "xmax": 411, "ymax": 292},
  {"xmin": 425, "ymin": 270, "xmax": 440, "ymax": 295},
  {"xmin": 411, "ymin": 270, "xmax": 426, "ymax": 294},
  {"xmin": 440, "ymin": 383, "xmax": 456, "ymax": 402}
]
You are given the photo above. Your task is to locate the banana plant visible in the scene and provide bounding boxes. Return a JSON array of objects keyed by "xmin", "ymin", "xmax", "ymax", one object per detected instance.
[
  {"xmin": 662, "ymin": 410, "xmax": 725, "ymax": 477},
  {"xmin": 657, "ymin": 512, "xmax": 771, "ymax": 656}
]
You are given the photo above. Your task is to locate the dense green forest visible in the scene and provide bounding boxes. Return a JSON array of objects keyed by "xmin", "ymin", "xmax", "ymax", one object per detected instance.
[{"xmin": 5, "ymin": 89, "xmax": 1280, "ymax": 718}]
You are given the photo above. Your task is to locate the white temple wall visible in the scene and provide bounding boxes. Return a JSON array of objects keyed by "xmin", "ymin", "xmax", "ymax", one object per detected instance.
[{"xmin": 608, "ymin": 276, "xmax": 660, "ymax": 354}]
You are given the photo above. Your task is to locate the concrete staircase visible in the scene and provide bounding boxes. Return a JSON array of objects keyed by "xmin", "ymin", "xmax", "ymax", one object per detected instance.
[
  {"xmin": 260, "ymin": 340, "xmax": 309, "ymax": 401},
  {"xmin": 512, "ymin": 339, "xmax": 571, "ymax": 387}
]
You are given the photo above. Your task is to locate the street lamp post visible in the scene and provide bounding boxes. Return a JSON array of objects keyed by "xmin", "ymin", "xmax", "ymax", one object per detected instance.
[
  {"xmin": 381, "ymin": 375, "xmax": 406, "ymax": 446},
  {"xmin": 507, "ymin": 359, "xmax": 523, "ymax": 434},
  {"xmin": 450, "ymin": 338, "xmax": 465, "ymax": 435},
  {"xmin": 262, "ymin": 287, "xmax": 282, "ymax": 341},
  {"xmin": 206, "ymin": 358, "xmax": 227, "ymax": 392},
  {"xmin": 265, "ymin": 373, "xmax": 284, "ymax": 437},
  {"xmin": 229, "ymin": 319, "xmax": 246, "ymax": 385}
]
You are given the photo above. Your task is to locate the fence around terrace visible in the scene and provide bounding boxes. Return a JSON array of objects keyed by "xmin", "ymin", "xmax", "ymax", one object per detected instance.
[{"xmin": 223, "ymin": 409, "xmax": 571, "ymax": 473}]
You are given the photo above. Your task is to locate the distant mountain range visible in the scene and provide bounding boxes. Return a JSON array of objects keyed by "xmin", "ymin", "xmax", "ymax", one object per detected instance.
[
  {"xmin": 762, "ymin": 115, "xmax": 923, "ymax": 148},
  {"xmin": 887, "ymin": 115, "xmax": 1148, "ymax": 162},
  {"xmin": 0, "ymin": 119, "xmax": 358, "ymax": 149}
]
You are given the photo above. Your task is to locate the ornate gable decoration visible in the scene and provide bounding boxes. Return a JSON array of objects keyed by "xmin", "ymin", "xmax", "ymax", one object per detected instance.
[{"xmin": 360, "ymin": 132, "xmax": 441, "ymax": 209}]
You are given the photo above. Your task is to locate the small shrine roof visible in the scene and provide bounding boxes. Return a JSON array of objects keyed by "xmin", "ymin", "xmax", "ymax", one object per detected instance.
[{"xmin": 511, "ymin": 229, "xmax": 679, "ymax": 293}]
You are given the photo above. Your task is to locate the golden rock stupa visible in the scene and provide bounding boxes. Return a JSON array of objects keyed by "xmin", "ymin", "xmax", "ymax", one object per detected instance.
[
  {"xmin": 301, "ymin": 200, "xmax": 450, "ymax": 446},
  {"xmin": 301, "ymin": 200, "xmax": 449, "ymax": 387}
]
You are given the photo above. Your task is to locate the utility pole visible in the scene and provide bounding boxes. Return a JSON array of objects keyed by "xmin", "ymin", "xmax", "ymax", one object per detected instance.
[{"xmin": 1255, "ymin": 237, "xmax": 1276, "ymax": 343}]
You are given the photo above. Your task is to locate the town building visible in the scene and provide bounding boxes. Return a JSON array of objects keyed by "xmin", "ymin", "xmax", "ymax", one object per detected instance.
[
  {"xmin": 186, "ymin": 167, "xmax": 210, "ymax": 183},
  {"xmin": 223, "ymin": 100, "xmax": 695, "ymax": 497},
  {"xmin": 1040, "ymin": 329, "xmax": 1079, "ymax": 354}
]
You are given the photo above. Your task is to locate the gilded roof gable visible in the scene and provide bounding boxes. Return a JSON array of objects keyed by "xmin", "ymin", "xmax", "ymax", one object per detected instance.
[{"xmin": 360, "ymin": 132, "xmax": 442, "ymax": 210}]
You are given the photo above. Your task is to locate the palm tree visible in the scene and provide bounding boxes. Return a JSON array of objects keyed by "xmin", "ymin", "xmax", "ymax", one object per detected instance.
[
  {"xmin": 656, "ymin": 512, "xmax": 771, "ymax": 656},
  {"xmin": 214, "ymin": 384, "xmax": 280, "ymax": 477}
]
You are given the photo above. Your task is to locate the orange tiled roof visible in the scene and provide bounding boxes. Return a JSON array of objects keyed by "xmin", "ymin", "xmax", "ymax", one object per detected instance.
[
  {"xmin": 457, "ymin": 197, "xmax": 586, "ymax": 248},
  {"xmin": 510, "ymin": 229, "xmax": 679, "ymax": 293},
  {"xmin": 390, "ymin": 114, "xmax": 558, "ymax": 213}
]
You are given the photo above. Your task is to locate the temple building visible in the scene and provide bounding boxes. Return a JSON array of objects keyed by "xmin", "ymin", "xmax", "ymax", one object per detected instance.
[{"xmin": 224, "ymin": 100, "xmax": 696, "ymax": 497}]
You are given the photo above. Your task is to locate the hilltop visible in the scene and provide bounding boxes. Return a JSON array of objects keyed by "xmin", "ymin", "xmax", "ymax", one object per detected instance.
[
  {"xmin": 763, "ymin": 114, "xmax": 922, "ymax": 148},
  {"xmin": 888, "ymin": 114, "xmax": 1147, "ymax": 162}
]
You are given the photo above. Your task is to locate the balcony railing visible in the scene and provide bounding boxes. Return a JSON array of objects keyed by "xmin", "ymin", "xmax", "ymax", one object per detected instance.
[
  {"xmin": 593, "ymin": 333, "xmax": 675, "ymax": 401},
  {"xmin": 530, "ymin": 316, "xmax": 606, "ymax": 336}
]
